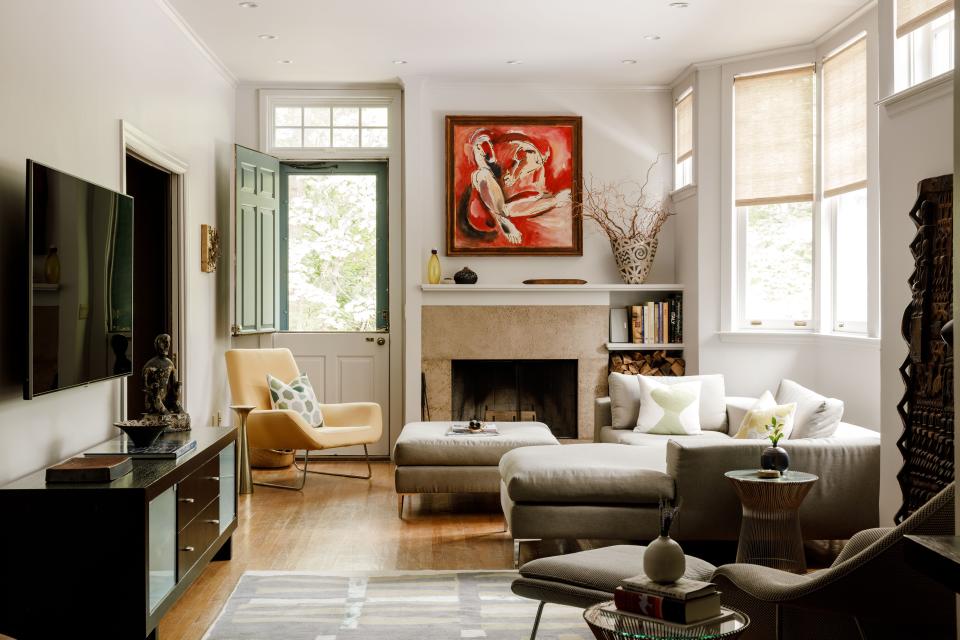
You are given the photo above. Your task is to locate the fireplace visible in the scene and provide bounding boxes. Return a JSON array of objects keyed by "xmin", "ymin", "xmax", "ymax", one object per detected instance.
[{"xmin": 451, "ymin": 359, "xmax": 578, "ymax": 439}]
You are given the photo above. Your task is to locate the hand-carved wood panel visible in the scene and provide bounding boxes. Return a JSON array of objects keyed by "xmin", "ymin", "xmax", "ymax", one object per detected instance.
[{"xmin": 896, "ymin": 174, "xmax": 954, "ymax": 523}]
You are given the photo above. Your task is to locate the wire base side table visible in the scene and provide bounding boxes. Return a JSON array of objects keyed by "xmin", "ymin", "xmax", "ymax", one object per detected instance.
[
  {"xmin": 584, "ymin": 601, "xmax": 749, "ymax": 640},
  {"xmin": 725, "ymin": 469, "xmax": 818, "ymax": 574}
]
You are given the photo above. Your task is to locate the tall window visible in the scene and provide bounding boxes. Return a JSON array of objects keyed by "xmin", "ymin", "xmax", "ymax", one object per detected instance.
[
  {"xmin": 674, "ymin": 90, "xmax": 693, "ymax": 189},
  {"xmin": 895, "ymin": 0, "xmax": 955, "ymax": 91},
  {"xmin": 823, "ymin": 36, "xmax": 868, "ymax": 333},
  {"xmin": 734, "ymin": 66, "xmax": 815, "ymax": 329}
]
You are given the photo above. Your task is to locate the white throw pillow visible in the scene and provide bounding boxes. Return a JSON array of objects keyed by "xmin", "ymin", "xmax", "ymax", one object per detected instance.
[
  {"xmin": 609, "ymin": 372, "xmax": 727, "ymax": 431},
  {"xmin": 267, "ymin": 373, "xmax": 324, "ymax": 428},
  {"xmin": 775, "ymin": 379, "xmax": 844, "ymax": 439},
  {"xmin": 732, "ymin": 391, "xmax": 796, "ymax": 440},
  {"xmin": 634, "ymin": 377, "xmax": 703, "ymax": 435}
]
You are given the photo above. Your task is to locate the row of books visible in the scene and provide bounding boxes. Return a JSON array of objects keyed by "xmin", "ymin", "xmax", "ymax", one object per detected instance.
[
  {"xmin": 630, "ymin": 295, "xmax": 683, "ymax": 344},
  {"xmin": 613, "ymin": 575, "xmax": 723, "ymax": 625}
]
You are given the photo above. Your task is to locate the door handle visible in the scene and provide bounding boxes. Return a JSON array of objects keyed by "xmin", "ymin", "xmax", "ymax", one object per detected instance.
[{"xmin": 377, "ymin": 337, "xmax": 386, "ymax": 346}]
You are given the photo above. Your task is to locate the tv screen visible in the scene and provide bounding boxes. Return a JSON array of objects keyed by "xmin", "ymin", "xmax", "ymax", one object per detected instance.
[{"xmin": 25, "ymin": 160, "xmax": 134, "ymax": 399}]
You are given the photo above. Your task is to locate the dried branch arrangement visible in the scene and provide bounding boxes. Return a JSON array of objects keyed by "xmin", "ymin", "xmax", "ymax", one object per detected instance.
[{"xmin": 577, "ymin": 156, "xmax": 673, "ymax": 243}]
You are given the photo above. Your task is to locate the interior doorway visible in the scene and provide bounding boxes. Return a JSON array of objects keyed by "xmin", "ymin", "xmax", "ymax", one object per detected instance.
[{"xmin": 124, "ymin": 154, "xmax": 173, "ymax": 418}]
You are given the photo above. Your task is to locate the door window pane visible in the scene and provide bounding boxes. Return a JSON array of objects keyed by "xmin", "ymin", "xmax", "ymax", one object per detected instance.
[
  {"xmin": 275, "ymin": 127, "xmax": 302, "ymax": 147},
  {"xmin": 361, "ymin": 128, "xmax": 388, "ymax": 148},
  {"xmin": 304, "ymin": 128, "xmax": 331, "ymax": 147},
  {"xmin": 275, "ymin": 107, "xmax": 302, "ymax": 126},
  {"xmin": 361, "ymin": 107, "xmax": 389, "ymax": 127},
  {"xmin": 304, "ymin": 107, "xmax": 331, "ymax": 126},
  {"xmin": 333, "ymin": 128, "xmax": 360, "ymax": 147},
  {"xmin": 742, "ymin": 202, "xmax": 813, "ymax": 325},
  {"xmin": 287, "ymin": 174, "xmax": 378, "ymax": 331},
  {"xmin": 332, "ymin": 107, "xmax": 360, "ymax": 127},
  {"xmin": 833, "ymin": 189, "xmax": 868, "ymax": 331}
]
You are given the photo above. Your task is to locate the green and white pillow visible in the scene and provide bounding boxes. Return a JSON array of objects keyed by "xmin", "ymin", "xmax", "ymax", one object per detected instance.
[
  {"xmin": 267, "ymin": 373, "xmax": 324, "ymax": 428},
  {"xmin": 634, "ymin": 376, "xmax": 703, "ymax": 435},
  {"xmin": 733, "ymin": 390, "xmax": 796, "ymax": 440}
]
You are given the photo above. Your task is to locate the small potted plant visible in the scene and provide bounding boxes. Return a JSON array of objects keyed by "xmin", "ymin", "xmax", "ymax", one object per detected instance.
[
  {"xmin": 760, "ymin": 416, "xmax": 789, "ymax": 473},
  {"xmin": 642, "ymin": 497, "xmax": 685, "ymax": 583}
]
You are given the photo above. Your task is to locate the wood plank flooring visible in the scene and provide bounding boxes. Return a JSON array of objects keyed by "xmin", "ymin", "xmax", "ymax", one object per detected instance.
[{"xmin": 158, "ymin": 459, "xmax": 513, "ymax": 639}]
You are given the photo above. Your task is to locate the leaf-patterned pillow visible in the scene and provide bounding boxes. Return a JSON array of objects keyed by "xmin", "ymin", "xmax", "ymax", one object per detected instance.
[{"xmin": 267, "ymin": 373, "xmax": 324, "ymax": 428}]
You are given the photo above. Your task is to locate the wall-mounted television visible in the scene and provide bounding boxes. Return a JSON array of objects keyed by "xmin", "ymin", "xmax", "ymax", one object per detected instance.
[{"xmin": 24, "ymin": 160, "xmax": 134, "ymax": 399}]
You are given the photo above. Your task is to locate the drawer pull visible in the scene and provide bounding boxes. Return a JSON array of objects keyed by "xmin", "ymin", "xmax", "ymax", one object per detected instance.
[
  {"xmin": 179, "ymin": 498, "xmax": 195, "ymax": 504},
  {"xmin": 181, "ymin": 546, "xmax": 195, "ymax": 552},
  {"xmin": 208, "ymin": 476, "xmax": 221, "ymax": 482},
  {"xmin": 206, "ymin": 519, "xmax": 220, "ymax": 525}
]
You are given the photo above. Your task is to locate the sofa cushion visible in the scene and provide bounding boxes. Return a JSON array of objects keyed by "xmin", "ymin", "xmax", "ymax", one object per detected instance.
[
  {"xmin": 635, "ymin": 377, "xmax": 702, "ymax": 435},
  {"xmin": 500, "ymin": 443, "xmax": 673, "ymax": 504},
  {"xmin": 725, "ymin": 396, "xmax": 760, "ymax": 436},
  {"xmin": 600, "ymin": 427, "xmax": 729, "ymax": 446},
  {"xmin": 609, "ymin": 373, "xmax": 727, "ymax": 432},
  {"xmin": 393, "ymin": 421, "xmax": 559, "ymax": 466},
  {"xmin": 775, "ymin": 379, "xmax": 844, "ymax": 439}
]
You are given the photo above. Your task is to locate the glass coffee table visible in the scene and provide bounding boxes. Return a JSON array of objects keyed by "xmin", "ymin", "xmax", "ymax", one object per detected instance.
[
  {"xmin": 583, "ymin": 601, "xmax": 749, "ymax": 639},
  {"xmin": 724, "ymin": 469, "xmax": 819, "ymax": 573}
]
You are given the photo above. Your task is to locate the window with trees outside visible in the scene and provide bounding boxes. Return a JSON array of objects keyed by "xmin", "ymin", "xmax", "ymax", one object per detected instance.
[
  {"xmin": 894, "ymin": 0, "xmax": 954, "ymax": 92},
  {"xmin": 674, "ymin": 90, "xmax": 693, "ymax": 189}
]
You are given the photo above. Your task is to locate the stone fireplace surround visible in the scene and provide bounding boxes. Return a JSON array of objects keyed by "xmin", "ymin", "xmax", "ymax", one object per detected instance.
[{"xmin": 421, "ymin": 305, "xmax": 608, "ymax": 440}]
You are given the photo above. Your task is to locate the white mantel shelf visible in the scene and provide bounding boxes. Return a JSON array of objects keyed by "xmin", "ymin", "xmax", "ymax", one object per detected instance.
[{"xmin": 418, "ymin": 283, "xmax": 683, "ymax": 306}]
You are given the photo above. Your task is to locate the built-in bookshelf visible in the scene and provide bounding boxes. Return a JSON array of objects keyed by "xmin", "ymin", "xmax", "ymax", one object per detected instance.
[{"xmin": 606, "ymin": 285, "xmax": 684, "ymax": 375}]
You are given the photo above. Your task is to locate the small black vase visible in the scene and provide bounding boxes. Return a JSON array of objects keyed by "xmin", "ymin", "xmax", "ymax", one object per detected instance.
[
  {"xmin": 454, "ymin": 266, "xmax": 478, "ymax": 284},
  {"xmin": 761, "ymin": 444, "xmax": 790, "ymax": 473}
]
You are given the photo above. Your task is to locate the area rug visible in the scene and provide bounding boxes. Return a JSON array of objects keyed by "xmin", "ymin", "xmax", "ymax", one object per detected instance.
[{"xmin": 203, "ymin": 570, "xmax": 593, "ymax": 639}]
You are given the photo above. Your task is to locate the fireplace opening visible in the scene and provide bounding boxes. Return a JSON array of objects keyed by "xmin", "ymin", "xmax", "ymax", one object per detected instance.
[{"xmin": 451, "ymin": 359, "xmax": 578, "ymax": 439}]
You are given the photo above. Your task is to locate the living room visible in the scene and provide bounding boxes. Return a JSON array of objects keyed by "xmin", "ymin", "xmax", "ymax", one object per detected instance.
[{"xmin": 0, "ymin": 0, "xmax": 955, "ymax": 638}]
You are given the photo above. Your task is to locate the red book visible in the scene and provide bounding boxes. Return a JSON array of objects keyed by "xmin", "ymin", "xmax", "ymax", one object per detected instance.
[{"xmin": 614, "ymin": 586, "xmax": 722, "ymax": 624}]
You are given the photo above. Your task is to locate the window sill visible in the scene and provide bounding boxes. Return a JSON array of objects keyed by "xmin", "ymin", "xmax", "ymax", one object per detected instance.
[
  {"xmin": 669, "ymin": 183, "xmax": 697, "ymax": 203},
  {"xmin": 878, "ymin": 71, "xmax": 953, "ymax": 117},
  {"xmin": 719, "ymin": 330, "xmax": 880, "ymax": 349}
]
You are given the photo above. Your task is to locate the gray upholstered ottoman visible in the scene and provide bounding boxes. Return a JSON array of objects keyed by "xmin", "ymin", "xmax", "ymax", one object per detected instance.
[
  {"xmin": 512, "ymin": 545, "xmax": 716, "ymax": 639},
  {"xmin": 393, "ymin": 421, "xmax": 559, "ymax": 518}
]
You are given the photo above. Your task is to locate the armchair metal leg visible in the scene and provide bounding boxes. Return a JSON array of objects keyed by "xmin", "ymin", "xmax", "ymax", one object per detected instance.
[
  {"xmin": 254, "ymin": 449, "xmax": 309, "ymax": 491},
  {"xmin": 294, "ymin": 444, "xmax": 373, "ymax": 480},
  {"xmin": 529, "ymin": 601, "xmax": 545, "ymax": 640}
]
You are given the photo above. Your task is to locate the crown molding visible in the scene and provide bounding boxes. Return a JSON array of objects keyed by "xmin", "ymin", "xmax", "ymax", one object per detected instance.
[
  {"xmin": 153, "ymin": 0, "xmax": 238, "ymax": 87},
  {"xmin": 417, "ymin": 78, "xmax": 670, "ymax": 93},
  {"xmin": 814, "ymin": 0, "xmax": 877, "ymax": 48}
]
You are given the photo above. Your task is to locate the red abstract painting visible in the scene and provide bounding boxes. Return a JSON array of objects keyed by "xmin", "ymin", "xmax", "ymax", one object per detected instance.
[{"xmin": 445, "ymin": 115, "xmax": 582, "ymax": 255}]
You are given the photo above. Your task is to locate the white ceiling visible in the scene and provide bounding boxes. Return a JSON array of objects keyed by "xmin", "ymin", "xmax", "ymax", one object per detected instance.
[{"xmin": 167, "ymin": 0, "xmax": 868, "ymax": 85}]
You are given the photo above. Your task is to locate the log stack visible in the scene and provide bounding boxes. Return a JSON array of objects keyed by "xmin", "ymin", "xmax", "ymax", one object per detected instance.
[{"xmin": 610, "ymin": 351, "xmax": 685, "ymax": 376}]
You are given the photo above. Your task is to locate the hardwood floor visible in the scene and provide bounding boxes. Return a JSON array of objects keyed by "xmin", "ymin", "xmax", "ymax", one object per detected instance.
[{"xmin": 158, "ymin": 459, "xmax": 513, "ymax": 639}]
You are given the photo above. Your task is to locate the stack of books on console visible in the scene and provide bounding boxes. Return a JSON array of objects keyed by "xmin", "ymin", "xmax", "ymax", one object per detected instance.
[{"xmin": 614, "ymin": 575, "xmax": 725, "ymax": 625}]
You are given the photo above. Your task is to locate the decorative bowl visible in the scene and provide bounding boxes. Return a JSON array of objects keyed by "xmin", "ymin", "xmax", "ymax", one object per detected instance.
[
  {"xmin": 114, "ymin": 420, "xmax": 167, "ymax": 448},
  {"xmin": 468, "ymin": 419, "xmax": 484, "ymax": 432}
]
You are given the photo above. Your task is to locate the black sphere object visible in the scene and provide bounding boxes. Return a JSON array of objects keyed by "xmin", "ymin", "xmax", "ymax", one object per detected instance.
[
  {"xmin": 761, "ymin": 445, "xmax": 790, "ymax": 473},
  {"xmin": 454, "ymin": 266, "xmax": 478, "ymax": 284}
]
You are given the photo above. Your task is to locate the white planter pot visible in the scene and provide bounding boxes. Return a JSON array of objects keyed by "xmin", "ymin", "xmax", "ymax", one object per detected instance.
[{"xmin": 611, "ymin": 237, "xmax": 659, "ymax": 284}]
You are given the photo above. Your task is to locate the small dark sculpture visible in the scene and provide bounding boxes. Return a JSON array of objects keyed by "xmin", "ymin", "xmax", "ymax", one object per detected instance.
[
  {"xmin": 142, "ymin": 334, "xmax": 190, "ymax": 431},
  {"xmin": 454, "ymin": 266, "xmax": 478, "ymax": 284}
]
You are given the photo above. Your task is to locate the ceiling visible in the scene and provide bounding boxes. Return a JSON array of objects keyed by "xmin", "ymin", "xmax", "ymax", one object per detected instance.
[{"xmin": 167, "ymin": 0, "xmax": 868, "ymax": 85}]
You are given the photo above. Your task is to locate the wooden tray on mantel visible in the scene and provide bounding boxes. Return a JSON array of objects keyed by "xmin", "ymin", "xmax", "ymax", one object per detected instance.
[{"xmin": 522, "ymin": 279, "xmax": 588, "ymax": 285}]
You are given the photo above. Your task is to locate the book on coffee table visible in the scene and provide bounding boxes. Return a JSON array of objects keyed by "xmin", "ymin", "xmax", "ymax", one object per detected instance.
[
  {"xmin": 45, "ymin": 455, "xmax": 132, "ymax": 483},
  {"xmin": 447, "ymin": 423, "xmax": 500, "ymax": 436}
]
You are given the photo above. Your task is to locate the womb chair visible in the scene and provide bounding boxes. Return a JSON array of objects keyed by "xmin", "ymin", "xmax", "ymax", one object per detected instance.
[{"xmin": 225, "ymin": 348, "xmax": 382, "ymax": 490}]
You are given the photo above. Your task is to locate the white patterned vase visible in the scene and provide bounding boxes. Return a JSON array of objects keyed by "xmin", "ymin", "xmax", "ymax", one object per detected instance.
[
  {"xmin": 611, "ymin": 237, "xmax": 659, "ymax": 284},
  {"xmin": 643, "ymin": 535, "xmax": 686, "ymax": 584}
]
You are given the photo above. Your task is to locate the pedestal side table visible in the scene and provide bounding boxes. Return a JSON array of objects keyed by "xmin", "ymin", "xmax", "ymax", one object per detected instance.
[
  {"xmin": 584, "ymin": 601, "xmax": 749, "ymax": 640},
  {"xmin": 231, "ymin": 405, "xmax": 256, "ymax": 495},
  {"xmin": 724, "ymin": 469, "xmax": 818, "ymax": 574}
]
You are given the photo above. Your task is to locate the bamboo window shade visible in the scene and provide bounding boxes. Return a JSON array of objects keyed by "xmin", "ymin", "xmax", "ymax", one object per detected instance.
[
  {"xmin": 823, "ymin": 36, "xmax": 867, "ymax": 198},
  {"xmin": 734, "ymin": 66, "xmax": 815, "ymax": 206},
  {"xmin": 896, "ymin": 0, "xmax": 954, "ymax": 37},
  {"xmin": 675, "ymin": 92, "xmax": 693, "ymax": 163}
]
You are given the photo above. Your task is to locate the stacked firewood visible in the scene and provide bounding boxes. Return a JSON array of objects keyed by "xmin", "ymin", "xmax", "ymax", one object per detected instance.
[{"xmin": 610, "ymin": 351, "xmax": 685, "ymax": 376}]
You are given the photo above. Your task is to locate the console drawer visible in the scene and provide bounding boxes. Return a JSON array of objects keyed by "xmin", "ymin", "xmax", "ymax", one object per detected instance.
[
  {"xmin": 177, "ymin": 498, "xmax": 219, "ymax": 579},
  {"xmin": 177, "ymin": 456, "xmax": 220, "ymax": 528}
]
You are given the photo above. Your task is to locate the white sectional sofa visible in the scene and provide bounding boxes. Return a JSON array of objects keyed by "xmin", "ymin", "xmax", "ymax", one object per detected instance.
[{"xmin": 499, "ymin": 374, "xmax": 881, "ymax": 543}]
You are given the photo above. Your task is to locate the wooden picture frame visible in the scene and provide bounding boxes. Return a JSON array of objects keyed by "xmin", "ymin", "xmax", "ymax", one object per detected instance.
[{"xmin": 445, "ymin": 115, "xmax": 583, "ymax": 256}]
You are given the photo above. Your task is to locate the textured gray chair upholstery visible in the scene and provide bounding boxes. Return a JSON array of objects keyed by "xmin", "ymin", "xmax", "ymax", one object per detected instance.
[{"xmin": 712, "ymin": 482, "xmax": 955, "ymax": 640}]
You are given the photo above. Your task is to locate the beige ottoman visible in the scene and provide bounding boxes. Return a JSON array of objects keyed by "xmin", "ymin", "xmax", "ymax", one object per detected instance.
[{"xmin": 393, "ymin": 421, "xmax": 560, "ymax": 518}]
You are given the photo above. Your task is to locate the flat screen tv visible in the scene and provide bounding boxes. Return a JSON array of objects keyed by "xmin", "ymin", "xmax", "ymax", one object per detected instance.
[{"xmin": 25, "ymin": 160, "xmax": 134, "ymax": 399}]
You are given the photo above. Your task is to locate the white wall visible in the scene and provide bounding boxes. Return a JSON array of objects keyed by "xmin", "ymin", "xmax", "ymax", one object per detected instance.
[
  {"xmin": 400, "ymin": 80, "xmax": 676, "ymax": 422},
  {"xmin": 0, "ymin": 0, "xmax": 235, "ymax": 485}
]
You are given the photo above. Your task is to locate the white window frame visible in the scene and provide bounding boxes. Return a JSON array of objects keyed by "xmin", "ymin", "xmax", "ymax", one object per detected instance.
[
  {"xmin": 259, "ymin": 89, "xmax": 399, "ymax": 160},
  {"xmin": 673, "ymin": 87, "xmax": 694, "ymax": 190},
  {"xmin": 895, "ymin": 9, "xmax": 955, "ymax": 92},
  {"xmin": 826, "ymin": 190, "xmax": 869, "ymax": 334}
]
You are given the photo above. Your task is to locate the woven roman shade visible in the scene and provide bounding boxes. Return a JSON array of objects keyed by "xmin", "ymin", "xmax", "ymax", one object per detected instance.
[
  {"xmin": 734, "ymin": 66, "xmax": 815, "ymax": 206},
  {"xmin": 675, "ymin": 92, "xmax": 693, "ymax": 163},
  {"xmin": 823, "ymin": 36, "xmax": 867, "ymax": 198},
  {"xmin": 897, "ymin": 0, "xmax": 954, "ymax": 37}
]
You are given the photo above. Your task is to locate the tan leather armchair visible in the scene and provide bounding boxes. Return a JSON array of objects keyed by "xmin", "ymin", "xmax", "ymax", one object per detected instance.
[{"xmin": 225, "ymin": 348, "xmax": 382, "ymax": 490}]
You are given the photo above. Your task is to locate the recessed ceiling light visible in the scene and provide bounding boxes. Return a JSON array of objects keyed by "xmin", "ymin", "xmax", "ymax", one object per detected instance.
[
  {"xmin": 644, "ymin": 35, "xmax": 661, "ymax": 40},
  {"xmin": 258, "ymin": 34, "xmax": 277, "ymax": 40},
  {"xmin": 621, "ymin": 59, "xmax": 638, "ymax": 65},
  {"xmin": 506, "ymin": 60, "xmax": 523, "ymax": 65},
  {"xmin": 278, "ymin": 59, "xmax": 293, "ymax": 64},
  {"xmin": 669, "ymin": 2, "xmax": 689, "ymax": 7},
  {"xmin": 238, "ymin": 1, "xmax": 258, "ymax": 7},
  {"xmin": 393, "ymin": 59, "xmax": 408, "ymax": 65}
]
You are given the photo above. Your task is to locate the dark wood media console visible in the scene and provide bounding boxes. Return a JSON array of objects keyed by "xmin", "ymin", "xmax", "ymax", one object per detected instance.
[{"xmin": 0, "ymin": 426, "xmax": 238, "ymax": 639}]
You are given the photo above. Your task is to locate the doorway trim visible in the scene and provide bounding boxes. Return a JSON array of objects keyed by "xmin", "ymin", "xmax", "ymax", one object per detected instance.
[{"xmin": 119, "ymin": 120, "xmax": 189, "ymax": 418}]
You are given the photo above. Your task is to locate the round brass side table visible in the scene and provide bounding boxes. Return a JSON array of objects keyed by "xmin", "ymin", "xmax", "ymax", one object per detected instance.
[{"xmin": 725, "ymin": 469, "xmax": 818, "ymax": 573}]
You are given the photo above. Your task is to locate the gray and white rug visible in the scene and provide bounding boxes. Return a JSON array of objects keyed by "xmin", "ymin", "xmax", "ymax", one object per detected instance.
[{"xmin": 203, "ymin": 571, "xmax": 593, "ymax": 639}]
